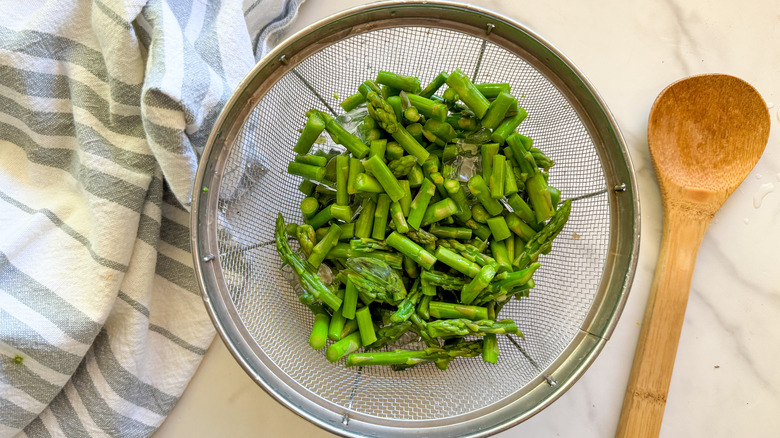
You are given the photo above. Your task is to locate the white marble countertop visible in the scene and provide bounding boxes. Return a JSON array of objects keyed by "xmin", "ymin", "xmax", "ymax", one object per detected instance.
[{"xmin": 154, "ymin": 1, "xmax": 780, "ymax": 436}]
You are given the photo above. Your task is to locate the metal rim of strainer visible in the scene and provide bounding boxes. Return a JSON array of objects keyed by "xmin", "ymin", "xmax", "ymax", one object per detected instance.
[{"xmin": 191, "ymin": 2, "xmax": 640, "ymax": 437}]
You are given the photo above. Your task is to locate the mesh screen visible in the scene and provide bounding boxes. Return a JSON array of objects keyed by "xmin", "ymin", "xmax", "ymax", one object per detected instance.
[{"xmin": 213, "ymin": 27, "xmax": 609, "ymax": 422}]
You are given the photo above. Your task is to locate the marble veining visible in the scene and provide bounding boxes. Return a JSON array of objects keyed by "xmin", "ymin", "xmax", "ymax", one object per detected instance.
[{"xmin": 153, "ymin": 1, "xmax": 780, "ymax": 437}]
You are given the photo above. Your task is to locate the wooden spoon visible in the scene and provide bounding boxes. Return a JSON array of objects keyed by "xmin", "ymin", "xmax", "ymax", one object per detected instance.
[{"xmin": 616, "ymin": 74, "xmax": 770, "ymax": 437}]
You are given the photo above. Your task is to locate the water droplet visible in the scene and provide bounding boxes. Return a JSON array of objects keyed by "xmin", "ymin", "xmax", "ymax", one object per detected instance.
[
  {"xmin": 744, "ymin": 218, "xmax": 750, "ymax": 224},
  {"xmin": 776, "ymin": 173, "xmax": 780, "ymax": 182},
  {"xmin": 756, "ymin": 173, "xmax": 763, "ymax": 179},
  {"xmin": 768, "ymin": 102, "xmax": 775, "ymax": 109},
  {"xmin": 776, "ymin": 108, "xmax": 780, "ymax": 122},
  {"xmin": 753, "ymin": 183, "xmax": 775, "ymax": 208},
  {"xmin": 712, "ymin": 217, "xmax": 719, "ymax": 224}
]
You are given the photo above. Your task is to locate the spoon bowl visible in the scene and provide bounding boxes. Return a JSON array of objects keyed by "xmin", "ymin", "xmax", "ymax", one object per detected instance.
[{"xmin": 616, "ymin": 74, "xmax": 770, "ymax": 438}]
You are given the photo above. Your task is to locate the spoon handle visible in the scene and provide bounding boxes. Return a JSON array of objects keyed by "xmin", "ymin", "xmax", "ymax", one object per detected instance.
[{"xmin": 616, "ymin": 206, "xmax": 711, "ymax": 438}]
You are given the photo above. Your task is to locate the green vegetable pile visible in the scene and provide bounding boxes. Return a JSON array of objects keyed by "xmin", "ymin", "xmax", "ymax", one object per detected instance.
[{"xmin": 276, "ymin": 69, "xmax": 571, "ymax": 370}]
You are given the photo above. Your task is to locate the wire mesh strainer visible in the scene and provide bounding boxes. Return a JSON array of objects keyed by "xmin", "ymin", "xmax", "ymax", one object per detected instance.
[{"xmin": 191, "ymin": 2, "xmax": 640, "ymax": 437}]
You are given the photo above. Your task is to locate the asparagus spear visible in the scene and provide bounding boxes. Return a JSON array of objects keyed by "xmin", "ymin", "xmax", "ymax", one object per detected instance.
[
  {"xmin": 434, "ymin": 247, "xmax": 481, "ymax": 277},
  {"xmin": 346, "ymin": 340, "xmax": 482, "ymax": 368},
  {"xmin": 419, "ymin": 269, "xmax": 466, "ymax": 291},
  {"xmin": 340, "ymin": 92, "xmax": 366, "ymax": 112},
  {"xmin": 443, "ymin": 179, "xmax": 472, "ymax": 221},
  {"xmin": 407, "ymin": 178, "xmax": 436, "ymax": 230},
  {"xmin": 467, "ymin": 175, "xmax": 504, "ymax": 216},
  {"xmin": 420, "ymin": 71, "xmax": 449, "ymax": 98},
  {"xmin": 446, "ymin": 69, "xmax": 491, "ymax": 118},
  {"xmin": 310, "ymin": 313, "xmax": 330, "ymax": 350},
  {"xmin": 428, "ymin": 301, "xmax": 488, "ymax": 320},
  {"xmin": 288, "ymin": 161, "xmax": 325, "ymax": 181},
  {"xmin": 385, "ymin": 231, "xmax": 437, "ymax": 270},
  {"xmin": 376, "ymin": 70, "xmax": 422, "ymax": 94},
  {"xmin": 387, "ymin": 155, "xmax": 418, "ymax": 177},
  {"xmin": 461, "ymin": 262, "xmax": 499, "ymax": 305},
  {"xmin": 294, "ymin": 111, "xmax": 326, "ymax": 155},
  {"xmin": 326, "ymin": 331, "xmax": 362, "ymax": 362},
  {"xmin": 275, "ymin": 214, "xmax": 342, "ymax": 311},
  {"xmin": 513, "ymin": 199, "xmax": 571, "ymax": 268},
  {"xmin": 425, "ymin": 318, "xmax": 519, "ymax": 338},
  {"xmin": 367, "ymin": 321, "xmax": 413, "ymax": 350},
  {"xmin": 308, "ymin": 223, "xmax": 342, "ymax": 268}
]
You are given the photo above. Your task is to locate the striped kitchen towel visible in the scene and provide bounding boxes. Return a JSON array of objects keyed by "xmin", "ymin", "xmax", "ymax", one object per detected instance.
[{"xmin": 0, "ymin": 0, "xmax": 303, "ymax": 436}]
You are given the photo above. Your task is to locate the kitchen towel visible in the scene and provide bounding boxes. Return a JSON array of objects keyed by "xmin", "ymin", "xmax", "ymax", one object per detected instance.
[{"xmin": 0, "ymin": 0, "xmax": 303, "ymax": 436}]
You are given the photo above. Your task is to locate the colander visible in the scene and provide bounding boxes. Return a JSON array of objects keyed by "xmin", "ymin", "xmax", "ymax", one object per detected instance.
[{"xmin": 190, "ymin": 2, "xmax": 640, "ymax": 436}]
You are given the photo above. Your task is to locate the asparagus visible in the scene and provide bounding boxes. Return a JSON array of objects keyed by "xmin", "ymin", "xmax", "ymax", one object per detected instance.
[
  {"xmin": 470, "ymin": 204, "xmax": 490, "ymax": 224},
  {"xmin": 326, "ymin": 331, "xmax": 362, "ymax": 362},
  {"xmin": 467, "ymin": 175, "xmax": 504, "ymax": 216},
  {"xmin": 308, "ymin": 223, "xmax": 342, "ymax": 268},
  {"xmin": 345, "ymin": 340, "xmax": 482, "ymax": 368},
  {"xmin": 424, "ymin": 119, "xmax": 457, "ymax": 142},
  {"xmin": 390, "ymin": 201, "xmax": 410, "ymax": 233},
  {"xmin": 420, "ymin": 269, "xmax": 466, "ymax": 291},
  {"xmin": 328, "ymin": 307, "xmax": 347, "ymax": 341},
  {"xmin": 295, "ymin": 154, "xmax": 328, "ymax": 167},
  {"xmin": 446, "ymin": 69, "xmax": 491, "ymax": 118},
  {"xmin": 288, "ymin": 161, "xmax": 325, "ymax": 181},
  {"xmin": 420, "ymin": 71, "xmax": 449, "ymax": 98},
  {"xmin": 461, "ymin": 263, "xmax": 499, "ymax": 305},
  {"xmin": 362, "ymin": 154, "xmax": 405, "ymax": 202},
  {"xmin": 407, "ymin": 93, "xmax": 448, "ymax": 122},
  {"xmin": 295, "ymin": 224, "xmax": 316, "ymax": 258},
  {"xmin": 486, "ymin": 216, "xmax": 512, "ymax": 241},
  {"xmin": 342, "ymin": 278, "xmax": 358, "ymax": 319},
  {"xmin": 425, "ymin": 318, "xmax": 519, "ymax": 338},
  {"xmin": 360, "ymin": 80, "xmax": 399, "ymax": 134},
  {"xmin": 353, "ymin": 172, "xmax": 384, "ymax": 194},
  {"xmin": 385, "ymin": 231, "xmax": 437, "ymax": 270},
  {"xmin": 416, "ymin": 294, "xmax": 433, "ymax": 319},
  {"xmin": 347, "ymin": 157, "xmax": 364, "ymax": 195},
  {"xmin": 513, "ymin": 199, "xmax": 571, "ymax": 268},
  {"xmin": 481, "ymin": 91, "xmax": 516, "ymax": 130},
  {"xmin": 482, "ymin": 333, "xmax": 499, "ymax": 364},
  {"xmin": 300, "ymin": 196, "xmax": 319, "ymax": 220},
  {"xmin": 294, "ymin": 111, "xmax": 326, "ymax": 155},
  {"xmin": 434, "ymin": 247, "xmax": 481, "ymax": 277},
  {"xmin": 399, "ymin": 180, "xmax": 412, "ymax": 216},
  {"xmin": 340, "ymin": 92, "xmax": 366, "ymax": 112},
  {"xmin": 407, "ymin": 178, "xmax": 436, "ymax": 230},
  {"xmin": 368, "ymin": 321, "xmax": 413, "ymax": 349},
  {"xmin": 372, "ymin": 194, "xmax": 391, "ymax": 240},
  {"xmin": 306, "ymin": 204, "xmax": 334, "ymax": 230},
  {"xmin": 390, "ymin": 279, "xmax": 422, "ymax": 322},
  {"xmin": 420, "ymin": 198, "xmax": 458, "ymax": 227},
  {"xmin": 376, "ymin": 70, "xmax": 422, "ymax": 94},
  {"xmin": 369, "ymin": 139, "xmax": 387, "ymax": 161},
  {"xmin": 443, "ymin": 179, "xmax": 472, "ymax": 222},
  {"xmin": 505, "ymin": 212, "xmax": 536, "ymax": 241},
  {"xmin": 490, "ymin": 108, "xmax": 527, "ymax": 145},
  {"xmin": 391, "ymin": 124, "xmax": 430, "ymax": 163},
  {"xmin": 298, "ymin": 179, "xmax": 317, "ymax": 196},
  {"xmin": 481, "ymin": 143, "xmax": 499, "ymax": 183},
  {"xmin": 310, "ymin": 313, "xmax": 330, "ymax": 350},
  {"xmin": 275, "ymin": 214, "xmax": 342, "ymax": 311},
  {"xmin": 489, "ymin": 154, "xmax": 506, "ymax": 199},
  {"xmin": 402, "ymin": 254, "xmax": 419, "ymax": 279},
  {"xmin": 355, "ymin": 306, "xmax": 378, "ymax": 346},
  {"xmin": 428, "ymin": 301, "xmax": 488, "ymax": 320},
  {"xmin": 438, "ymin": 239, "xmax": 495, "ymax": 266},
  {"xmin": 334, "ymin": 155, "xmax": 350, "ymax": 206},
  {"xmin": 330, "ymin": 204, "xmax": 352, "ymax": 222},
  {"xmin": 320, "ymin": 112, "xmax": 370, "ymax": 158},
  {"xmin": 506, "ymin": 193, "xmax": 539, "ymax": 229},
  {"xmin": 386, "ymin": 141, "xmax": 405, "ymax": 160},
  {"xmin": 354, "ymin": 197, "xmax": 376, "ymax": 239},
  {"xmin": 388, "ymin": 155, "xmax": 418, "ymax": 177},
  {"xmin": 490, "ymin": 238, "xmax": 512, "ymax": 274},
  {"xmin": 429, "ymin": 224, "xmax": 472, "ymax": 240},
  {"xmin": 475, "ymin": 83, "xmax": 511, "ymax": 98},
  {"xmin": 504, "ymin": 159, "xmax": 519, "ymax": 197},
  {"xmin": 407, "ymin": 164, "xmax": 424, "ymax": 187}
]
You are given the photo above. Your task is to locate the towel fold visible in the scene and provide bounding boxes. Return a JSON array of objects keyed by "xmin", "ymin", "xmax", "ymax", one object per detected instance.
[{"xmin": 0, "ymin": 0, "xmax": 303, "ymax": 436}]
